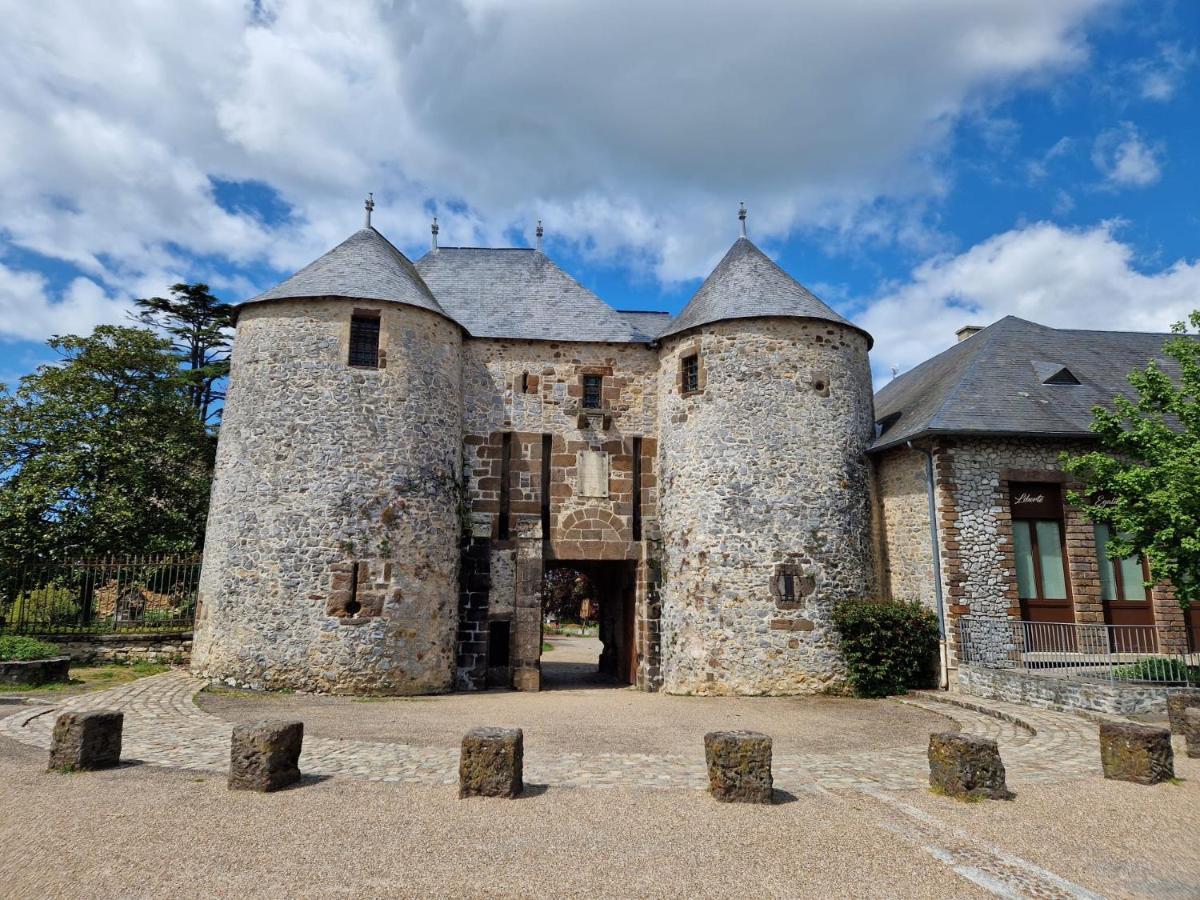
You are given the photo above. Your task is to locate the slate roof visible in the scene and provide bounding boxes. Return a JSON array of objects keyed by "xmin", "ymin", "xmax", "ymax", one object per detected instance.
[
  {"xmin": 415, "ymin": 248, "xmax": 649, "ymax": 343},
  {"xmin": 871, "ymin": 316, "xmax": 1183, "ymax": 452},
  {"xmin": 618, "ymin": 310, "xmax": 672, "ymax": 341},
  {"xmin": 656, "ymin": 237, "xmax": 872, "ymax": 346},
  {"xmin": 242, "ymin": 228, "xmax": 453, "ymax": 323}
]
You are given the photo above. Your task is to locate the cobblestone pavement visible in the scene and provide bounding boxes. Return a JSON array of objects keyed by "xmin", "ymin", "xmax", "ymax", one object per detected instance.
[{"xmin": 0, "ymin": 672, "xmax": 1107, "ymax": 793}]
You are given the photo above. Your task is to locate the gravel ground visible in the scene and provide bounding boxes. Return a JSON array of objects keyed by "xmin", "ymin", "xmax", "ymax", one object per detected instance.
[
  {"xmin": 0, "ymin": 730, "xmax": 986, "ymax": 900},
  {"xmin": 197, "ymin": 637, "xmax": 957, "ymax": 757}
]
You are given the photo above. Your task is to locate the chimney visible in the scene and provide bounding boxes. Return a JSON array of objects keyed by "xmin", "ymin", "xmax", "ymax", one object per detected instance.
[{"xmin": 956, "ymin": 325, "xmax": 984, "ymax": 343}]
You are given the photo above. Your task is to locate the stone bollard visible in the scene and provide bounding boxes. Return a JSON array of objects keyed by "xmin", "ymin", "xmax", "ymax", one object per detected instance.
[
  {"xmin": 49, "ymin": 710, "xmax": 123, "ymax": 771},
  {"xmin": 1165, "ymin": 688, "xmax": 1200, "ymax": 735},
  {"xmin": 459, "ymin": 727, "xmax": 523, "ymax": 798},
  {"xmin": 1099, "ymin": 721, "xmax": 1174, "ymax": 785},
  {"xmin": 703, "ymin": 731, "xmax": 773, "ymax": 804},
  {"xmin": 927, "ymin": 732, "xmax": 1014, "ymax": 800},
  {"xmin": 228, "ymin": 720, "xmax": 304, "ymax": 792},
  {"xmin": 1182, "ymin": 708, "xmax": 1200, "ymax": 760}
]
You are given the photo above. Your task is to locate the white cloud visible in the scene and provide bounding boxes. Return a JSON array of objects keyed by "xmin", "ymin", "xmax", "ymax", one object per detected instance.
[
  {"xmin": 0, "ymin": 265, "xmax": 134, "ymax": 343},
  {"xmin": 0, "ymin": 0, "xmax": 1107, "ymax": 326},
  {"xmin": 861, "ymin": 221, "xmax": 1200, "ymax": 377},
  {"xmin": 1131, "ymin": 43, "xmax": 1196, "ymax": 102},
  {"xmin": 1092, "ymin": 123, "xmax": 1163, "ymax": 188}
]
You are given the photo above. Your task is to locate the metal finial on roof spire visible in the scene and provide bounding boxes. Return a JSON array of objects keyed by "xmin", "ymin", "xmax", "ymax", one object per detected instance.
[
  {"xmin": 536, "ymin": 219, "xmax": 543, "ymax": 252},
  {"xmin": 738, "ymin": 201, "xmax": 747, "ymax": 238},
  {"xmin": 364, "ymin": 192, "xmax": 375, "ymax": 228},
  {"xmin": 431, "ymin": 216, "xmax": 439, "ymax": 251}
]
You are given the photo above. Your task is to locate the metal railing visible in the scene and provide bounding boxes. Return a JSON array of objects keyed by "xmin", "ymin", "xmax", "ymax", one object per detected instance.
[
  {"xmin": 958, "ymin": 615, "xmax": 1198, "ymax": 686},
  {"xmin": 0, "ymin": 554, "xmax": 200, "ymax": 635}
]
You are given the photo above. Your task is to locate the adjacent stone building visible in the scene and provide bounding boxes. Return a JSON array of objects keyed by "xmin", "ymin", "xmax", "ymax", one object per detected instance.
[{"xmin": 193, "ymin": 209, "xmax": 1196, "ymax": 698}]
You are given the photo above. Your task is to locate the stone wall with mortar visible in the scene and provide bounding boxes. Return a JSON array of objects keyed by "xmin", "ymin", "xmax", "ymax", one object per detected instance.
[
  {"xmin": 192, "ymin": 298, "xmax": 464, "ymax": 694},
  {"xmin": 932, "ymin": 436, "xmax": 1188, "ymax": 665},
  {"xmin": 873, "ymin": 447, "xmax": 937, "ymax": 610},
  {"xmin": 959, "ymin": 664, "xmax": 1167, "ymax": 716},
  {"xmin": 39, "ymin": 632, "xmax": 192, "ymax": 665},
  {"xmin": 656, "ymin": 318, "xmax": 876, "ymax": 695},
  {"xmin": 458, "ymin": 339, "xmax": 662, "ymax": 690}
]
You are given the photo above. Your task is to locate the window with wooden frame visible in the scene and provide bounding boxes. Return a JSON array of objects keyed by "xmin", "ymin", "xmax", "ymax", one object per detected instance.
[
  {"xmin": 582, "ymin": 374, "xmax": 603, "ymax": 409},
  {"xmin": 681, "ymin": 353, "xmax": 700, "ymax": 394},
  {"xmin": 348, "ymin": 313, "xmax": 381, "ymax": 367},
  {"xmin": 1094, "ymin": 524, "xmax": 1149, "ymax": 602},
  {"xmin": 1008, "ymin": 482, "xmax": 1070, "ymax": 602}
]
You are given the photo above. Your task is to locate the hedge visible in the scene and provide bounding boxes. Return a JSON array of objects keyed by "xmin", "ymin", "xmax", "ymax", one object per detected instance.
[
  {"xmin": 833, "ymin": 599, "xmax": 939, "ymax": 698},
  {"xmin": 0, "ymin": 635, "xmax": 62, "ymax": 662}
]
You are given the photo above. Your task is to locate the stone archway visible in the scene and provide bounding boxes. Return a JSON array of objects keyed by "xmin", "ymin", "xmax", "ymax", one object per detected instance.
[{"xmin": 541, "ymin": 559, "xmax": 638, "ymax": 687}]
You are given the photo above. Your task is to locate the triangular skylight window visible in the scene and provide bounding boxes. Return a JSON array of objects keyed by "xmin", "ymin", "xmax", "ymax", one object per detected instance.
[{"xmin": 1032, "ymin": 360, "xmax": 1081, "ymax": 385}]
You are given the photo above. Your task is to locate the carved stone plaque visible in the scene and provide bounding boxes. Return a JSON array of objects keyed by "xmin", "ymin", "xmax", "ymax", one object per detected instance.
[{"xmin": 577, "ymin": 451, "xmax": 610, "ymax": 498}]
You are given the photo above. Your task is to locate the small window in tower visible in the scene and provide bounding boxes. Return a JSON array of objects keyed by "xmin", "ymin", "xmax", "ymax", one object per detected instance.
[
  {"xmin": 780, "ymin": 573, "xmax": 796, "ymax": 603},
  {"xmin": 582, "ymin": 374, "xmax": 603, "ymax": 409},
  {"xmin": 520, "ymin": 371, "xmax": 530, "ymax": 393},
  {"xmin": 681, "ymin": 354, "xmax": 700, "ymax": 394},
  {"xmin": 349, "ymin": 313, "xmax": 381, "ymax": 368}
]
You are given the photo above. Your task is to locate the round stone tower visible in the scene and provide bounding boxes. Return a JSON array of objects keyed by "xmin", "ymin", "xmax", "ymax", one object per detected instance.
[
  {"xmin": 191, "ymin": 227, "xmax": 464, "ymax": 694},
  {"xmin": 655, "ymin": 236, "xmax": 875, "ymax": 695}
]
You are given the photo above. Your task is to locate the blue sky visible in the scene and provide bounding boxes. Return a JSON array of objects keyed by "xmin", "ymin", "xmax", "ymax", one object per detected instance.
[{"xmin": 0, "ymin": 0, "xmax": 1196, "ymax": 385}]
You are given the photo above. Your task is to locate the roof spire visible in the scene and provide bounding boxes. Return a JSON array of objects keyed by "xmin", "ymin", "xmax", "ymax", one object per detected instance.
[
  {"xmin": 535, "ymin": 219, "xmax": 544, "ymax": 252},
  {"xmin": 431, "ymin": 216, "xmax": 439, "ymax": 251},
  {"xmin": 738, "ymin": 201, "xmax": 747, "ymax": 238},
  {"xmin": 364, "ymin": 192, "xmax": 375, "ymax": 228}
]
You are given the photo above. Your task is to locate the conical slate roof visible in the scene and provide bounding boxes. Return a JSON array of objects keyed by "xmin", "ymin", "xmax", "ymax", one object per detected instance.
[
  {"xmin": 241, "ymin": 228, "xmax": 456, "ymax": 325},
  {"xmin": 415, "ymin": 247, "xmax": 647, "ymax": 342},
  {"xmin": 658, "ymin": 237, "xmax": 872, "ymax": 346}
]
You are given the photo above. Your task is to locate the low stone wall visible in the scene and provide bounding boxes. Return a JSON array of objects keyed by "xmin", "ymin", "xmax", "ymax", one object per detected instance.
[
  {"xmin": 27, "ymin": 632, "xmax": 192, "ymax": 665},
  {"xmin": 958, "ymin": 664, "xmax": 1168, "ymax": 717}
]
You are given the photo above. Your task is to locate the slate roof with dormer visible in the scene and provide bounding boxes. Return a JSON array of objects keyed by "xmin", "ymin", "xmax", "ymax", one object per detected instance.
[
  {"xmin": 242, "ymin": 227, "xmax": 453, "ymax": 323},
  {"xmin": 656, "ymin": 236, "xmax": 873, "ymax": 346},
  {"xmin": 871, "ymin": 316, "xmax": 1183, "ymax": 452}
]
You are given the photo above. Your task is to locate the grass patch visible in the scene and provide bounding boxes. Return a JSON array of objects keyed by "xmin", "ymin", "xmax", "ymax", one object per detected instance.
[
  {"xmin": 2, "ymin": 661, "xmax": 169, "ymax": 696},
  {"xmin": 541, "ymin": 641, "xmax": 554, "ymax": 652}
]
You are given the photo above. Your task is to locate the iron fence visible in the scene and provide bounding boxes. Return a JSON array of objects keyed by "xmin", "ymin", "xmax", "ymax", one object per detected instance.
[
  {"xmin": 958, "ymin": 615, "xmax": 1198, "ymax": 686},
  {"xmin": 0, "ymin": 554, "xmax": 200, "ymax": 635}
]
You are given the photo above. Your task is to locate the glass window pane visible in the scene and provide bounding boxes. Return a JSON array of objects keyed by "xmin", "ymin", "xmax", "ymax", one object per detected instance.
[
  {"xmin": 1119, "ymin": 555, "xmax": 1147, "ymax": 601},
  {"xmin": 1094, "ymin": 524, "xmax": 1117, "ymax": 602},
  {"xmin": 1036, "ymin": 521, "xmax": 1068, "ymax": 600},
  {"xmin": 1013, "ymin": 521, "xmax": 1037, "ymax": 600}
]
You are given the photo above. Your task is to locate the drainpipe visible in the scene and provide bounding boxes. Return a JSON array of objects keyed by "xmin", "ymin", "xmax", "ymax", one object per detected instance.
[{"xmin": 908, "ymin": 440, "xmax": 950, "ymax": 690}]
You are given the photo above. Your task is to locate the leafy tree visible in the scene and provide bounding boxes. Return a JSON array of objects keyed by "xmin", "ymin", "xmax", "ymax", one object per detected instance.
[
  {"xmin": 133, "ymin": 282, "xmax": 233, "ymax": 425},
  {"xmin": 1063, "ymin": 311, "xmax": 1200, "ymax": 608},
  {"xmin": 542, "ymin": 568, "xmax": 592, "ymax": 621},
  {"xmin": 0, "ymin": 326, "xmax": 215, "ymax": 567}
]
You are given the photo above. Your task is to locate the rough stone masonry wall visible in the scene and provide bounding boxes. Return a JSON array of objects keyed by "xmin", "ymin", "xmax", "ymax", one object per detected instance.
[
  {"xmin": 192, "ymin": 299, "xmax": 464, "ymax": 694},
  {"xmin": 656, "ymin": 318, "xmax": 876, "ymax": 695},
  {"xmin": 934, "ymin": 436, "xmax": 1188, "ymax": 666},
  {"xmin": 873, "ymin": 447, "xmax": 937, "ymax": 610},
  {"xmin": 41, "ymin": 632, "xmax": 192, "ymax": 665},
  {"xmin": 459, "ymin": 339, "xmax": 662, "ymax": 689}
]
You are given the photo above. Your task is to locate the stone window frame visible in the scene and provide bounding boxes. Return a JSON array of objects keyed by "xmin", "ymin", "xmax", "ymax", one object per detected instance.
[
  {"xmin": 344, "ymin": 307, "xmax": 387, "ymax": 370},
  {"xmin": 810, "ymin": 370, "xmax": 831, "ymax": 398},
  {"xmin": 575, "ymin": 364, "xmax": 615, "ymax": 411},
  {"xmin": 675, "ymin": 341, "xmax": 706, "ymax": 397},
  {"xmin": 769, "ymin": 562, "xmax": 815, "ymax": 610}
]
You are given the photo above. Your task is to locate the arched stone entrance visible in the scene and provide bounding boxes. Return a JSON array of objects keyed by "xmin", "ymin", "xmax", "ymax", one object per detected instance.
[{"xmin": 542, "ymin": 559, "xmax": 638, "ymax": 687}]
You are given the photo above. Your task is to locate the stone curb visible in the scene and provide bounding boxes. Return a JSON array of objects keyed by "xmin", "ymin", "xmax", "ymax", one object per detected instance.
[{"xmin": 902, "ymin": 692, "xmax": 1038, "ymax": 736}]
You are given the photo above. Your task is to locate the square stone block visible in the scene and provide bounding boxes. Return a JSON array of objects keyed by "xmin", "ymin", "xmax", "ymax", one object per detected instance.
[
  {"xmin": 229, "ymin": 720, "xmax": 304, "ymax": 792},
  {"xmin": 1166, "ymin": 688, "xmax": 1200, "ymax": 735},
  {"xmin": 1099, "ymin": 721, "xmax": 1174, "ymax": 785},
  {"xmin": 49, "ymin": 710, "xmax": 123, "ymax": 771},
  {"xmin": 928, "ymin": 732, "xmax": 1013, "ymax": 800},
  {"xmin": 459, "ymin": 726, "xmax": 523, "ymax": 798},
  {"xmin": 703, "ymin": 731, "xmax": 773, "ymax": 804},
  {"xmin": 1182, "ymin": 708, "xmax": 1200, "ymax": 760}
]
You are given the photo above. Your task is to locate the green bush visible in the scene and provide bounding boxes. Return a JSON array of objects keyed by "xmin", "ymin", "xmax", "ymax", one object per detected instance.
[
  {"xmin": 1113, "ymin": 657, "xmax": 1200, "ymax": 684},
  {"xmin": 0, "ymin": 635, "xmax": 62, "ymax": 661},
  {"xmin": 6, "ymin": 585, "xmax": 80, "ymax": 627},
  {"xmin": 833, "ymin": 600, "xmax": 940, "ymax": 698}
]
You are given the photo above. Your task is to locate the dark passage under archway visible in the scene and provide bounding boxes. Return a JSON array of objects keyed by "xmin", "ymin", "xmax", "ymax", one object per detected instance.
[{"xmin": 541, "ymin": 559, "xmax": 637, "ymax": 689}]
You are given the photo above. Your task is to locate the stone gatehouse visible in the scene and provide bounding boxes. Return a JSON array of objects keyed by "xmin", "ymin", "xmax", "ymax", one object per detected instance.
[
  {"xmin": 191, "ymin": 209, "xmax": 1195, "ymax": 697},
  {"xmin": 192, "ymin": 212, "xmax": 874, "ymax": 696}
]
